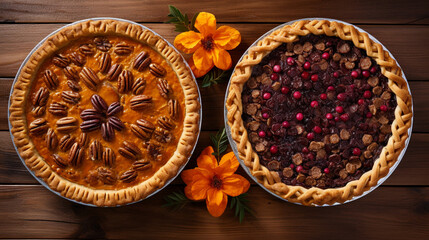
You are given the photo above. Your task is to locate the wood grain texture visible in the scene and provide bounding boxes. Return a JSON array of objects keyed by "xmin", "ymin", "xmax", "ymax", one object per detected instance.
[
  {"xmin": 0, "ymin": 0, "xmax": 428, "ymax": 24},
  {"xmin": 0, "ymin": 24, "xmax": 428, "ymax": 80},
  {"xmin": 0, "ymin": 185, "xmax": 427, "ymax": 239}
]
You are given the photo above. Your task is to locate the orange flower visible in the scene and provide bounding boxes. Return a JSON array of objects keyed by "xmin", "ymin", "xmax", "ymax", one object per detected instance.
[
  {"xmin": 174, "ymin": 12, "xmax": 241, "ymax": 78},
  {"xmin": 181, "ymin": 146, "xmax": 250, "ymax": 217}
]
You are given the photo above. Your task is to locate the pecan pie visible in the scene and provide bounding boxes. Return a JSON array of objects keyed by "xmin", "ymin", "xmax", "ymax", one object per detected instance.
[
  {"xmin": 226, "ymin": 20, "xmax": 412, "ymax": 205},
  {"xmin": 9, "ymin": 19, "xmax": 200, "ymax": 206}
]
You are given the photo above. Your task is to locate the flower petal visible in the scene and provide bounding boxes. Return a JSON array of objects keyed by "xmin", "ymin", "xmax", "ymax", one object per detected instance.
[
  {"xmin": 213, "ymin": 26, "xmax": 241, "ymax": 50},
  {"xmin": 206, "ymin": 189, "xmax": 228, "ymax": 217},
  {"xmin": 193, "ymin": 47, "xmax": 214, "ymax": 75},
  {"xmin": 211, "ymin": 46, "xmax": 232, "ymax": 70},
  {"xmin": 188, "ymin": 57, "xmax": 210, "ymax": 78},
  {"xmin": 189, "ymin": 177, "xmax": 212, "ymax": 200},
  {"xmin": 174, "ymin": 31, "xmax": 202, "ymax": 54},
  {"xmin": 197, "ymin": 154, "xmax": 218, "ymax": 171},
  {"xmin": 217, "ymin": 151, "xmax": 240, "ymax": 177},
  {"xmin": 181, "ymin": 168, "xmax": 202, "ymax": 185},
  {"xmin": 194, "ymin": 12, "xmax": 217, "ymax": 37},
  {"xmin": 221, "ymin": 174, "xmax": 250, "ymax": 197}
]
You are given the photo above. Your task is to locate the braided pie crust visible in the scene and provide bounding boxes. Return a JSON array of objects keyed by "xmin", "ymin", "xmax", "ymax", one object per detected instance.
[{"xmin": 226, "ymin": 20, "xmax": 412, "ymax": 206}]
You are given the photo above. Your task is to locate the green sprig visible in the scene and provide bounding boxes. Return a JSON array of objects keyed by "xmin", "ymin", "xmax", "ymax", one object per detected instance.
[
  {"xmin": 163, "ymin": 190, "xmax": 189, "ymax": 210},
  {"xmin": 230, "ymin": 193, "xmax": 254, "ymax": 223},
  {"xmin": 201, "ymin": 67, "xmax": 231, "ymax": 88},
  {"xmin": 166, "ymin": 5, "xmax": 199, "ymax": 32},
  {"xmin": 210, "ymin": 128, "xmax": 228, "ymax": 162}
]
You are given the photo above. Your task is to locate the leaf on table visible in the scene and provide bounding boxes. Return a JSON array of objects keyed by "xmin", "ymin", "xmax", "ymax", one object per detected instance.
[
  {"xmin": 166, "ymin": 5, "xmax": 199, "ymax": 32},
  {"xmin": 230, "ymin": 193, "xmax": 255, "ymax": 223},
  {"xmin": 210, "ymin": 128, "xmax": 229, "ymax": 161},
  {"xmin": 163, "ymin": 190, "xmax": 189, "ymax": 210},
  {"xmin": 201, "ymin": 68, "xmax": 231, "ymax": 88}
]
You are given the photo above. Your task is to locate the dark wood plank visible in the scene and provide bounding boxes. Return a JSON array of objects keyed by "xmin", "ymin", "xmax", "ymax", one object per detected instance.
[
  {"xmin": 1, "ymin": 129, "xmax": 428, "ymax": 185},
  {"xmin": 0, "ymin": 24, "xmax": 428, "ymax": 80},
  {"xmin": 0, "ymin": 0, "xmax": 428, "ymax": 24},
  {"xmin": 0, "ymin": 185, "xmax": 427, "ymax": 239}
]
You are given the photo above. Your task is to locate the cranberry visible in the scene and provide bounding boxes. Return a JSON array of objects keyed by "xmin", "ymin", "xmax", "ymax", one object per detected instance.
[
  {"xmin": 263, "ymin": 92, "xmax": 271, "ymax": 100},
  {"xmin": 380, "ymin": 105, "xmax": 388, "ymax": 111},
  {"xmin": 363, "ymin": 90, "xmax": 372, "ymax": 99},
  {"xmin": 303, "ymin": 61, "xmax": 311, "ymax": 70},
  {"xmin": 362, "ymin": 70, "xmax": 370, "ymax": 78},
  {"xmin": 326, "ymin": 41, "xmax": 333, "ymax": 47},
  {"xmin": 351, "ymin": 70, "xmax": 359, "ymax": 78},
  {"xmin": 311, "ymin": 74, "xmax": 318, "ymax": 82},
  {"xmin": 296, "ymin": 165, "xmax": 303, "ymax": 173},
  {"xmin": 281, "ymin": 86, "xmax": 289, "ymax": 94},
  {"xmin": 282, "ymin": 121, "xmax": 290, "ymax": 128},
  {"xmin": 301, "ymin": 71, "xmax": 310, "ymax": 79},
  {"xmin": 270, "ymin": 145, "xmax": 278, "ymax": 154},
  {"xmin": 313, "ymin": 126, "xmax": 322, "ymax": 134},
  {"xmin": 302, "ymin": 147, "xmax": 309, "ymax": 154},
  {"xmin": 358, "ymin": 99, "xmax": 365, "ymax": 105},
  {"xmin": 326, "ymin": 113, "xmax": 333, "ymax": 119},
  {"xmin": 287, "ymin": 57, "xmax": 295, "ymax": 66},
  {"xmin": 262, "ymin": 112, "xmax": 269, "ymax": 119},
  {"xmin": 322, "ymin": 52, "xmax": 330, "ymax": 59},
  {"xmin": 320, "ymin": 93, "xmax": 327, "ymax": 100},
  {"xmin": 370, "ymin": 66, "xmax": 377, "ymax": 73},
  {"xmin": 324, "ymin": 168, "xmax": 330, "ymax": 174},
  {"xmin": 293, "ymin": 91, "xmax": 301, "ymax": 99},
  {"xmin": 273, "ymin": 65, "xmax": 281, "ymax": 73},
  {"xmin": 340, "ymin": 113, "xmax": 349, "ymax": 121},
  {"xmin": 307, "ymin": 132, "xmax": 314, "ymax": 140},
  {"xmin": 296, "ymin": 113, "xmax": 304, "ymax": 121},
  {"xmin": 334, "ymin": 116, "xmax": 340, "ymax": 122},
  {"xmin": 366, "ymin": 112, "xmax": 373, "ymax": 118},
  {"xmin": 290, "ymin": 164, "xmax": 295, "ymax": 169},
  {"xmin": 335, "ymin": 106, "xmax": 344, "ymax": 113},
  {"xmin": 333, "ymin": 71, "xmax": 340, "ymax": 78},
  {"xmin": 327, "ymin": 86, "xmax": 335, "ymax": 91},
  {"xmin": 258, "ymin": 131, "xmax": 266, "ymax": 138},
  {"xmin": 307, "ymin": 153, "xmax": 314, "ymax": 161},
  {"xmin": 337, "ymin": 93, "xmax": 346, "ymax": 101},
  {"xmin": 353, "ymin": 148, "xmax": 361, "ymax": 156},
  {"xmin": 310, "ymin": 100, "xmax": 319, "ymax": 108},
  {"xmin": 270, "ymin": 73, "xmax": 279, "ymax": 81}
]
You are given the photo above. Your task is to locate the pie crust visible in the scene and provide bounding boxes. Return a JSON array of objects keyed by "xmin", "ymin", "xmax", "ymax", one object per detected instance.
[
  {"xmin": 226, "ymin": 20, "xmax": 412, "ymax": 205},
  {"xmin": 9, "ymin": 19, "xmax": 200, "ymax": 206}
]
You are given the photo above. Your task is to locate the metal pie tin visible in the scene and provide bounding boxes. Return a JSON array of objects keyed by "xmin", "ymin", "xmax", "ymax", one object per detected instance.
[
  {"xmin": 224, "ymin": 18, "xmax": 413, "ymax": 207},
  {"xmin": 8, "ymin": 17, "xmax": 202, "ymax": 207}
]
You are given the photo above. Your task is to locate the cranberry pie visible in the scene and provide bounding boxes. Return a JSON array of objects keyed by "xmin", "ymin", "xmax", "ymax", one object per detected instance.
[
  {"xmin": 9, "ymin": 19, "xmax": 200, "ymax": 206},
  {"xmin": 226, "ymin": 20, "xmax": 412, "ymax": 205}
]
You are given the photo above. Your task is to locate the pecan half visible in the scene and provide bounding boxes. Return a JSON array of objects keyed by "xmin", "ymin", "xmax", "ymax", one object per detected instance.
[
  {"xmin": 80, "ymin": 67, "xmax": 100, "ymax": 91},
  {"xmin": 154, "ymin": 128, "xmax": 173, "ymax": 143},
  {"xmin": 89, "ymin": 140, "xmax": 103, "ymax": 161},
  {"xmin": 168, "ymin": 99, "xmax": 179, "ymax": 120},
  {"xmin": 118, "ymin": 141, "xmax": 141, "ymax": 160},
  {"xmin": 43, "ymin": 70, "xmax": 59, "ymax": 90},
  {"xmin": 132, "ymin": 159, "xmax": 152, "ymax": 171},
  {"xmin": 67, "ymin": 80, "xmax": 81, "ymax": 92},
  {"xmin": 156, "ymin": 78, "xmax": 171, "ymax": 98},
  {"xmin": 52, "ymin": 54, "xmax": 70, "ymax": 68},
  {"xmin": 132, "ymin": 119, "xmax": 155, "ymax": 139},
  {"xmin": 114, "ymin": 43, "xmax": 133, "ymax": 55},
  {"xmin": 157, "ymin": 116, "xmax": 175, "ymax": 130},
  {"xmin": 132, "ymin": 77, "xmax": 146, "ymax": 95},
  {"xmin": 79, "ymin": 43, "xmax": 95, "ymax": 55},
  {"xmin": 59, "ymin": 134, "xmax": 76, "ymax": 152},
  {"xmin": 32, "ymin": 106, "xmax": 46, "ymax": 117},
  {"xmin": 78, "ymin": 132, "xmax": 88, "ymax": 147},
  {"xmin": 99, "ymin": 52, "xmax": 111, "ymax": 74},
  {"xmin": 61, "ymin": 91, "xmax": 81, "ymax": 104},
  {"xmin": 49, "ymin": 102, "xmax": 68, "ymax": 116},
  {"xmin": 108, "ymin": 116, "xmax": 125, "ymax": 131},
  {"xmin": 102, "ymin": 147, "xmax": 115, "ymax": 166},
  {"xmin": 106, "ymin": 63, "xmax": 123, "ymax": 81},
  {"xmin": 106, "ymin": 102, "xmax": 123, "ymax": 117},
  {"xmin": 94, "ymin": 37, "xmax": 112, "ymax": 52},
  {"xmin": 133, "ymin": 51, "xmax": 151, "ymax": 71},
  {"xmin": 70, "ymin": 52, "xmax": 86, "ymax": 66},
  {"xmin": 45, "ymin": 128, "xmax": 58, "ymax": 150},
  {"xmin": 29, "ymin": 118, "xmax": 48, "ymax": 135},
  {"xmin": 80, "ymin": 119, "xmax": 101, "ymax": 132},
  {"xmin": 80, "ymin": 109, "xmax": 102, "ymax": 121},
  {"xmin": 56, "ymin": 117, "xmax": 78, "ymax": 133},
  {"xmin": 68, "ymin": 142, "xmax": 84, "ymax": 166},
  {"xmin": 149, "ymin": 63, "xmax": 166, "ymax": 77},
  {"xmin": 91, "ymin": 94, "xmax": 108, "ymax": 113},
  {"xmin": 52, "ymin": 154, "xmax": 68, "ymax": 168},
  {"xmin": 32, "ymin": 87, "xmax": 49, "ymax": 106},
  {"xmin": 118, "ymin": 70, "xmax": 134, "ymax": 93},
  {"xmin": 120, "ymin": 169, "xmax": 137, "ymax": 183},
  {"xmin": 97, "ymin": 167, "xmax": 116, "ymax": 185},
  {"xmin": 130, "ymin": 95, "xmax": 152, "ymax": 110},
  {"xmin": 101, "ymin": 122, "xmax": 115, "ymax": 141}
]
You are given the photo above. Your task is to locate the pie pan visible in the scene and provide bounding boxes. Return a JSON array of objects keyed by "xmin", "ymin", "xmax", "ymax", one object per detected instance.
[
  {"xmin": 224, "ymin": 18, "xmax": 413, "ymax": 206},
  {"xmin": 8, "ymin": 18, "xmax": 202, "ymax": 207}
]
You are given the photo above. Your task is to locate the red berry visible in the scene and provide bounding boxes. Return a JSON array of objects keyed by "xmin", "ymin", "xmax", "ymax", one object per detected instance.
[
  {"xmin": 326, "ymin": 41, "xmax": 333, "ymax": 47},
  {"xmin": 296, "ymin": 165, "xmax": 303, "ymax": 173},
  {"xmin": 322, "ymin": 52, "xmax": 330, "ymax": 59},
  {"xmin": 333, "ymin": 71, "xmax": 340, "ymax": 78},
  {"xmin": 326, "ymin": 113, "xmax": 333, "ymax": 119},
  {"xmin": 281, "ymin": 86, "xmax": 289, "ymax": 94},
  {"xmin": 324, "ymin": 168, "xmax": 330, "ymax": 174},
  {"xmin": 304, "ymin": 61, "xmax": 311, "ymax": 69},
  {"xmin": 307, "ymin": 132, "xmax": 314, "ymax": 140},
  {"xmin": 262, "ymin": 112, "xmax": 269, "ymax": 119},
  {"xmin": 270, "ymin": 145, "xmax": 278, "ymax": 154},
  {"xmin": 363, "ymin": 90, "xmax": 372, "ymax": 99},
  {"xmin": 311, "ymin": 74, "xmax": 319, "ymax": 82},
  {"xmin": 335, "ymin": 106, "xmax": 344, "ymax": 113},
  {"xmin": 353, "ymin": 148, "xmax": 361, "ymax": 156},
  {"xmin": 351, "ymin": 70, "xmax": 359, "ymax": 78},
  {"xmin": 362, "ymin": 70, "xmax": 370, "ymax": 78},
  {"xmin": 306, "ymin": 153, "xmax": 314, "ymax": 161},
  {"xmin": 258, "ymin": 131, "xmax": 266, "ymax": 138},
  {"xmin": 289, "ymin": 164, "xmax": 295, "ymax": 169},
  {"xmin": 358, "ymin": 99, "xmax": 365, "ymax": 105},
  {"xmin": 320, "ymin": 93, "xmax": 327, "ymax": 100},
  {"xmin": 301, "ymin": 71, "xmax": 310, "ymax": 79},
  {"xmin": 263, "ymin": 92, "xmax": 271, "ymax": 100},
  {"xmin": 313, "ymin": 126, "xmax": 322, "ymax": 134},
  {"xmin": 370, "ymin": 66, "xmax": 377, "ymax": 73},
  {"xmin": 337, "ymin": 93, "xmax": 346, "ymax": 101},
  {"xmin": 334, "ymin": 116, "xmax": 340, "ymax": 122},
  {"xmin": 380, "ymin": 105, "xmax": 388, "ymax": 111},
  {"xmin": 302, "ymin": 147, "xmax": 309, "ymax": 154},
  {"xmin": 273, "ymin": 65, "xmax": 281, "ymax": 73},
  {"xmin": 282, "ymin": 121, "xmax": 290, "ymax": 128},
  {"xmin": 287, "ymin": 57, "xmax": 295, "ymax": 66},
  {"xmin": 310, "ymin": 100, "xmax": 319, "ymax": 108},
  {"xmin": 366, "ymin": 112, "xmax": 373, "ymax": 118},
  {"xmin": 296, "ymin": 113, "xmax": 304, "ymax": 121},
  {"xmin": 293, "ymin": 91, "xmax": 301, "ymax": 99},
  {"xmin": 270, "ymin": 73, "xmax": 279, "ymax": 81},
  {"xmin": 340, "ymin": 113, "xmax": 349, "ymax": 122},
  {"xmin": 327, "ymin": 86, "xmax": 335, "ymax": 91}
]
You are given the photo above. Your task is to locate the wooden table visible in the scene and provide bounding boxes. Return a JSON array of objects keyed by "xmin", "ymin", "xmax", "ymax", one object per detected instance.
[{"xmin": 0, "ymin": 1, "xmax": 428, "ymax": 239}]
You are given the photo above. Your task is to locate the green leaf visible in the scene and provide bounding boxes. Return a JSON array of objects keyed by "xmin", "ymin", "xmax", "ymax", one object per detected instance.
[
  {"xmin": 166, "ymin": 5, "xmax": 197, "ymax": 33},
  {"xmin": 201, "ymin": 67, "xmax": 231, "ymax": 88},
  {"xmin": 163, "ymin": 190, "xmax": 190, "ymax": 211},
  {"xmin": 210, "ymin": 128, "xmax": 228, "ymax": 161},
  {"xmin": 190, "ymin": 13, "xmax": 199, "ymax": 31},
  {"xmin": 230, "ymin": 193, "xmax": 255, "ymax": 223}
]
